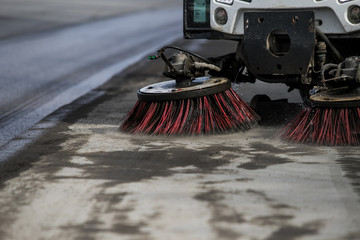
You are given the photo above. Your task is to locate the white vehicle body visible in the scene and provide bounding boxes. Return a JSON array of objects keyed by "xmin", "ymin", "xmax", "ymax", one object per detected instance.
[
  {"xmin": 211, "ymin": 0, "xmax": 360, "ymax": 35},
  {"xmin": 183, "ymin": 0, "xmax": 360, "ymax": 90}
]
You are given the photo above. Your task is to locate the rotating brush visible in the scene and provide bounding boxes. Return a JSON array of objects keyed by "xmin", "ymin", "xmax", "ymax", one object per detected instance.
[
  {"xmin": 281, "ymin": 87, "xmax": 360, "ymax": 145},
  {"xmin": 120, "ymin": 46, "xmax": 260, "ymax": 135},
  {"xmin": 120, "ymin": 77, "xmax": 259, "ymax": 135}
]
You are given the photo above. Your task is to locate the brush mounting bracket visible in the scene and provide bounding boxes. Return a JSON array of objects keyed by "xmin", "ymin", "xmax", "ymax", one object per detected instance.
[
  {"xmin": 155, "ymin": 46, "xmax": 221, "ymax": 88},
  {"xmin": 321, "ymin": 56, "xmax": 360, "ymax": 84}
]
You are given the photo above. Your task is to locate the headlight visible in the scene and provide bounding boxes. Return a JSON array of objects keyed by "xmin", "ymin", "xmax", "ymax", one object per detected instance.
[
  {"xmin": 348, "ymin": 5, "xmax": 360, "ymax": 24},
  {"xmin": 215, "ymin": 8, "xmax": 228, "ymax": 25},
  {"xmin": 339, "ymin": 0, "xmax": 355, "ymax": 3},
  {"xmin": 215, "ymin": 0, "xmax": 233, "ymax": 5}
]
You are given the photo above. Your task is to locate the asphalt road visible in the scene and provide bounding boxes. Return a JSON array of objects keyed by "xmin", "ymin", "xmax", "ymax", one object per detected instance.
[
  {"xmin": 0, "ymin": 38, "xmax": 359, "ymax": 240},
  {"xmin": 0, "ymin": 0, "xmax": 179, "ymax": 39},
  {"xmin": 0, "ymin": 0, "xmax": 182, "ymax": 147}
]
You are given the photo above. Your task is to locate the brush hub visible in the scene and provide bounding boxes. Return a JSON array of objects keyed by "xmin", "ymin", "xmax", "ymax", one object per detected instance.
[
  {"xmin": 310, "ymin": 87, "xmax": 360, "ymax": 107},
  {"xmin": 137, "ymin": 77, "xmax": 231, "ymax": 101}
]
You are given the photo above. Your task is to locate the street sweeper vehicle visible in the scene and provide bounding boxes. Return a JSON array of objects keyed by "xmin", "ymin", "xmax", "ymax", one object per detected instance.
[{"xmin": 121, "ymin": 0, "xmax": 360, "ymax": 145}]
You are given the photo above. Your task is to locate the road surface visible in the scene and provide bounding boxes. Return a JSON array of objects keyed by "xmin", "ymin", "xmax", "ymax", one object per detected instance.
[
  {"xmin": 0, "ymin": 0, "xmax": 182, "ymax": 147},
  {"xmin": 0, "ymin": 38, "xmax": 359, "ymax": 239},
  {"xmin": 0, "ymin": 1, "xmax": 359, "ymax": 240}
]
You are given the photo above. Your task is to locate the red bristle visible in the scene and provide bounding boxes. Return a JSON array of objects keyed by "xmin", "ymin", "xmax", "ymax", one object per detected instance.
[
  {"xmin": 281, "ymin": 106, "xmax": 360, "ymax": 145},
  {"xmin": 194, "ymin": 97, "xmax": 203, "ymax": 134},
  {"xmin": 120, "ymin": 89, "xmax": 260, "ymax": 135},
  {"xmin": 203, "ymin": 97, "xmax": 211, "ymax": 133},
  {"xmin": 218, "ymin": 93, "xmax": 235, "ymax": 128},
  {"xmin": 142, "ymin": 105, "xmax": 157, "ymax": 133},
  {"xmin": 153, "ymin": 101, "xmax": 171, "ymax": 134},
  {"xmin": 281, "ymin": 109, "xmax": 309, "ymax": 143},
  {"xmin": 182, "ymin": 98, "xmax": 196, "ymax": 134},
  {"xmin": 120, "ymin": 101, "xmax": 144, "ymax": 132},
  {"xmin": 185, "ymin": 99, "xmax": 197, "ymax": 135},
  {"xmin": 176, "ymin": 99, "xmax": 191, "ymax": 134},
  {"xmin": 168, "ymin": 99, "xmax": 184, "ymax": 134}
]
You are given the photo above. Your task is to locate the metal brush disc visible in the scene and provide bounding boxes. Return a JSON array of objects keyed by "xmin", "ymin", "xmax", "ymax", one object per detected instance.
[
  {"xmin": 137, "ymin": 77, "xmax": 231, "ymax": 101},
  {"xmin": 310, "ymin": 87, "xmax": 360, "ymax": 108}
]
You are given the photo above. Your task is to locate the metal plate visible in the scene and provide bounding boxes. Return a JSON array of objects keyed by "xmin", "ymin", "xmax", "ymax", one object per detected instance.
[
  {"xmin": 138, "ymin": 77, "xmax": 230, "ymax": 101},
  {"xmin": 310, "ymin": 87, "xmax": 360, "ymax": 107},
  {"xmin": 243, "ymin": 11, "xmax": 315, "ymax": 75}
]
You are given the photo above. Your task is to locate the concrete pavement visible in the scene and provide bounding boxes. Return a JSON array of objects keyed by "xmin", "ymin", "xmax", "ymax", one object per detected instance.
[{"xmin": 0, "ymin": 39, "xmax": 359, "ymax": 240}]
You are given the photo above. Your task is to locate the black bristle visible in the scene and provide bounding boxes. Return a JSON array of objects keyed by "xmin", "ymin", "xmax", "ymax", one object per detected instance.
[
  {"xmin": 281, "ymin": 106, "xmax": 360, "ymax": 145},
  {"xmin": 120, "ymin": 88, "xmax": 260, "ymax": 135}
]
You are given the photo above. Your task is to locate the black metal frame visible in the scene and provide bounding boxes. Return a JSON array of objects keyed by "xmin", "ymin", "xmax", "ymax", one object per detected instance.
[{"xmin": 242, "ymin": 11, "xmax": 316, "ymax": 76}]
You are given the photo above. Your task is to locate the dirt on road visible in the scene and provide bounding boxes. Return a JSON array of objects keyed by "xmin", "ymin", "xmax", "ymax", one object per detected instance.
[{"xmin": 0, "ymin": 40, "xmax": 359, "ymax": 240}]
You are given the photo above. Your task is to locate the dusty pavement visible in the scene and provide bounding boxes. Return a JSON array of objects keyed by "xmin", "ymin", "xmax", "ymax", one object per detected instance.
[{"xmin": 0, "ymin": 40, "xmax": 360, "ymax": 240}]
